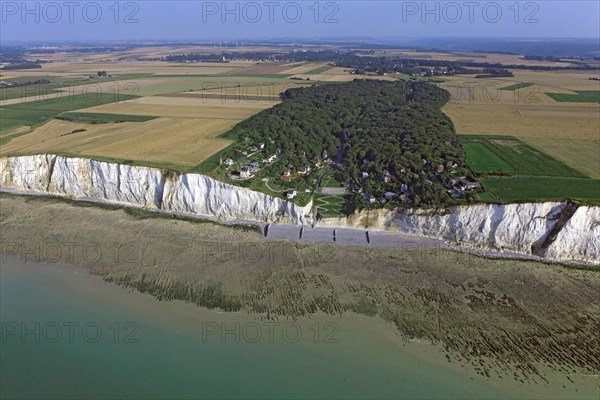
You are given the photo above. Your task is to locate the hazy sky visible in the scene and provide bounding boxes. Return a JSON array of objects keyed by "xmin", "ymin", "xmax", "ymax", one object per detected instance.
[{"xmin": 1, "ymin": 1, "xmax": 599, "ymax": 42}]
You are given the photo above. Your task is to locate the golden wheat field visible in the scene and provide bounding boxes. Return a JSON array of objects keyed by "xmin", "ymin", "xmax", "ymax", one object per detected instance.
[
  {"xmin": 78, "ymin": 95, "xmax": 277, "ymax": 119},
  {"xmin": 1, "ymin": 117, "xmax": 236, "ymax": 168},
  {"xmin": 440, "ymin": 73, "xmax": 600, "ymax": 141}
]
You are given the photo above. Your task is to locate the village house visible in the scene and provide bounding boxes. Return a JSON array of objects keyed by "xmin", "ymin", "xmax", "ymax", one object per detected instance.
[
  {"xmin": 298, "ymin": 165, "xmax": 311, "ymax": 175},
  {"xmin": 381, "ymin": 170, "xmax": 393, "ymax": 183},
  {"xmin": 437, "ymin": 164, "xmax": 445, "ymax": 173},
  {"xmin": 280, "ymin": 168, "xmax": 292, "ymax": 181},
  {"xmin": 461, "ymin": 181, "xmax": 481, "ymax": 191},
  {"xmin": 263, "ymin": 154, "xmax": 277, "ymax": 163},
  {"xmin": 399, "ymin": 194, "xmax": 411, "ymax": 204},
  {"xmin": 240, "ymin": 166, "xmax": 252, "ymax": 178}
]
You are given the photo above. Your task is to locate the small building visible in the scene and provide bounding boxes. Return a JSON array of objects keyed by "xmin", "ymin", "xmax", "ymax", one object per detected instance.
[
  {"xmin": 461, "ymin": 181, "xmax": 481, "ymax": 191},
  {"xmin": 437, "ymin": 164, "xmax": 445, "ymax": 173},
  {"xmin": 240, "ymin": 166, "xmax": 252, "ymax": 178},
  {"xmin": 298, "ymin": 165, "xmax": 311, "ymax": 175},
  {"xmin": 280, "ymin": 168, "xmax": 292, "ymax": 181},
  {"xmin": 385, "ymin": 192, "xmax": 396, "ymax": 201},
  {"xmin": 362, "ymin": 172, "xmax": 369, "ymax": 179},
  {"xmin": 451, "ymin": 188, "xmax": 464, "ymax": 198},
  {"xmin": 285, "ymin": 190, "xmax": 297, "ymax": 199},
  {"xmin": 224, "ymin": 158, "xmax": 234, "ymax": 166},
  {"xmin": 264, "ymin": 154, "xmax": 277, "ymax": 163},
  {"xmin": 399, "ymin": 194, "xmax": 412, "ymax": 204},
  {"xmin": 381, "ymin": 170, "xmax": 393, "ymax": 183}
]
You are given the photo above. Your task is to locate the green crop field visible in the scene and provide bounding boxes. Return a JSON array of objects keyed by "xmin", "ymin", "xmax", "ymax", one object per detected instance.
[
  {"xmin": 500, "ymin": 82, "xmax": 533, "ymax": 91},
  {"xmin": 305, "ymin": 66, "xmax": 335, "ymax": 75},
  {"xmin": 545, "ymin": 90, "xmax": 600, "ymax": 103},
  {"xmin": 462, "ymin": 142, "xmax": 514, "ymax": 174},
  {"xmin": 1, "ymin": 93, "xmax": 139, "ymax": 132},
  {"xmin": 460, "ymin": 135, "xmax": 585, "ymax": 178},
  {"xmin": 461, "ymin": 135, "xmax": 596, "ymax": 204},
  {"xmin": 223, "ymin": 74, "xmax": 292, "ymax": 79},
  {"xmin": 56, "ymin": 112, "xmax": 157, "ymax": 124},
  {"xmin": 0, "ymin": 74, "xmax": 154, "ymax": 101},
  {"xmin": 481, "ymin": 176, "xmax": 600, "ymax": 204}
]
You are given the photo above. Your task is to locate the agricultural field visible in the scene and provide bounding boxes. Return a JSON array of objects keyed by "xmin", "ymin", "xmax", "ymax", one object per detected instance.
[
  {"xmin": 1, "ymin": 117, "xmax": 236, "ymax": 169},
  {"xmin": 0, "ymin": 53, "xmax": 333, "ymax": 172},
  {"xmin": 481, "ymin": 176, "xmax": 600, "ymax": 204},
  {"xmin": 440, "ymin": 71, "xmax": 600, "ymax": 141},
  {"xmin": 442, "ymin": 69, "xmax": 599, "ymax": 204},
  {"xmin": 305, "ymin": 65, "xmax": 335, "ymax": 75},
  {"xmin": 460, "ymin": 135, "xmax": 599, "ymax": 204},
  {"xmin": 0, "ymin": 93, "xmax": 138, "ymax": 134},
  {"xmin": 520, "ymin": 137, "xmax": 600, "ymax": 179},
  {"xmin": 56, "ymin": 112, "xmax": 157, "ymax": 124},
  {"xmin": 500, "ymin": 82, "xmax": 533, "ymax": 91},
  {"xmin": 545, "ymin": 90, "xmax": 600, "ymax": 103},
  {"xmin": 460, "ymin": 136, "xmax": 585, "ymax": 178},
  {"xmin": 79, "ymin": 96, "xmax": 276, "ymax": 119}
]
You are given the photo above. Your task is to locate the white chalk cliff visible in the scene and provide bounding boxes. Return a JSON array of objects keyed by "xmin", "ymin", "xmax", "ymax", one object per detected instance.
[
  {"xmin": 0, "ymin": 155, "xmax": 313, "ymax": 225},
  {"xmin": 1, "ymin": 155, "xmax": 598, "ymax": 264}
]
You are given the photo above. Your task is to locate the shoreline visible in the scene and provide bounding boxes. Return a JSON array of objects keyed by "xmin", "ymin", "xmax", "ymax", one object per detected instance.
[
  {"xmin": 1, "ymin": 192, "xmax": 599, "ymax": 390},
  {"xmin": 2, "ymin": 188, "xmax": 598, "ymax": 269}
]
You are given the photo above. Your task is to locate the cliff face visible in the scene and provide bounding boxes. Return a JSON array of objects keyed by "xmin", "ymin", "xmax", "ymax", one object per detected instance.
[
  {"xmin": 48, "ymin": 156, "xmax": 164, "ymax": 209},
  {"xmin": 0, "ymin": 155, "xmax": 313, "ymax": 225},
  {"xmin": 545, "ymin": 206, "xmax": 600, "ymax": 263},
  {"xmin": 393, "ymin": 203, "xmax": 565, "ymax": 253},
  {"xmin": 1, "ymin": 155, "xmax": 598, "ymax": 264},
  {"xmin": 161, "ymin": 172, "xmax": 313, "ymax": 224}
]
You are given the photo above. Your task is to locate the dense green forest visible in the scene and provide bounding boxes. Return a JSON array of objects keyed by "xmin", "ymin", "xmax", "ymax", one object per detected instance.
[{"xmin": 221, "ymin": 80, "xmax": 471, "ymax": 206}]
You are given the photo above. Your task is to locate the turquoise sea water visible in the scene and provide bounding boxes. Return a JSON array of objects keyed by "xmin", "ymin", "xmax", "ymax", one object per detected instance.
[{"xmin": 0, "ymin": 259, "xmax": 537, "ymax": 399}]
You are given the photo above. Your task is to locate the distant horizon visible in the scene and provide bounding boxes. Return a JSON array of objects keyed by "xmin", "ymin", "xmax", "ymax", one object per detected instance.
[
  {"xmin": 1, "ymin": 1, "xmax": 598, "ymax": 42},
  {"xmin": 2, "ymin": 36, "xmax": 600, "ymax": 45}
]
